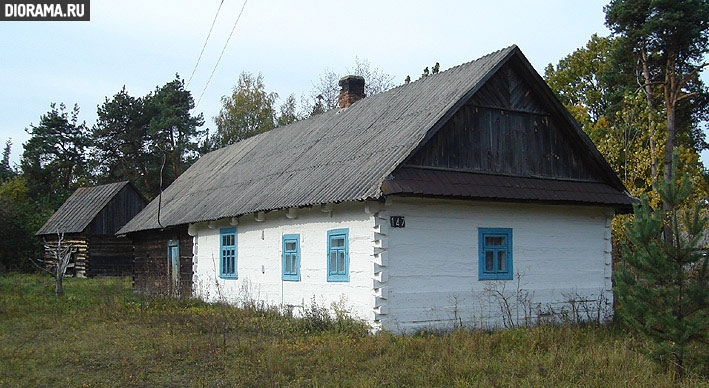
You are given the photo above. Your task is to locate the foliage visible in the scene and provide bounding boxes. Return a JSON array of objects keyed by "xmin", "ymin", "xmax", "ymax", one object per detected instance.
[
  {"xmin": 420, "ymin": 62, "xmax": 440, "ymax": 78},
  {"xmin": 615, "ymin": 165, "xmax": 709, "ymax": 378},
  {"xmin": 1, "ymin": 274, "xmax": 707, "ymax": 387},
  {"xmin": 544, "ymin": 35, "xmax": 633, "ymax": 124},
  {"xmin": 276, "ymin": 94, "xmax": 299, "ymax": 127},
  {"xmin": 91, "ymin": 75, "xmax": 205, "ymax": 199},
  {"xmin": 403, "ymin": 61, "xmax": 441, "ymax": 84},
  {"xmin": 20, "ymin": 103, "xmax": 90, "ymax": 207},
  {"xmin": 0, "ymin": 177, "xmax": 49, "ymax": 272},
  {"xmin": 213, "ymin": 72, "xmax": 277, "ymax": 147},
  {"xmin": 0, "ymin": 139, "xmax": 13, "ymax": 182},
  {"xmin": 212, "ymin": 73, "xmax": 308, "ymax": 148},
  {"xmin": 605, "ymin": 0, "xmax": 709, "ymax": 181}
]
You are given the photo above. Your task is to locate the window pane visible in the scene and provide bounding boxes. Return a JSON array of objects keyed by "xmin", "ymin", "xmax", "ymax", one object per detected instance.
[
  {"xmin": 291, "ymin": 255, "xmax": 297, "ymax": 274},
  {"xmin": 331, "ymin": 236, "xmax": 345, "ymax": 247},
  {"xmin": 485, "ymin": 251, "xmax": 494, "ymax": 271},
  {"xmin": 330, "ymin": 251, "xmax": 336, "ymax": 274},
  {"xmin": 485, "ymin": 236, "xmax": 505, "ymax": 247},
  {"xmin": 285, "ymin": 242, "xmax": 296, "ymax": 251},
  {"xmin": 498, "ymin": 251, "xmax": 506, "ymax": 271},
  {"xmin": 223, "ymin": 234, "xmax": 235, "ymax": 246},
  {"xmin": 338, "ymin": 251, "xmax": 345, "ymax": 273}
]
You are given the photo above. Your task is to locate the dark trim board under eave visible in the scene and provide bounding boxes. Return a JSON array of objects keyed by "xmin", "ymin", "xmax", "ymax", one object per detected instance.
[{"xmin": 383, "ymin": 167, "xmax": 635, "ymax": 213}]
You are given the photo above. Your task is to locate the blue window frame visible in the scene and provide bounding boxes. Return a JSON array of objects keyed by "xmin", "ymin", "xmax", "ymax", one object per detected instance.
[
  {"xmin": 167, "ymin": 239, "xmax": 180, "ymax": 284},
  {"xmin": 282, "ymin": 234, "xmax": 300, "ymax": 281},
  {"xmin": 327, "ymin": 228, "xmax": 349, "ymax": 282},
  {"xmin": 478, "ymin": 228, "xmax": 513, "ymax": 280},
  {"xmin": 219, "ymin": 227, "xmax": 237, "ymax": 279}
]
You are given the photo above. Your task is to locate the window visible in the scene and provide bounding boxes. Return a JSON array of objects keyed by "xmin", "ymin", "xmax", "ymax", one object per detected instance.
[
  {"xmin": 220, "ymin": 227, "xmax": 237, "ymax": 279},
  {"xmin": 282, "ymin": 234, "xmax": 300, "ymax": 281},
  {"xmin": 478, "ymin": 228, "xmax": 513, "ymax": 280},
  {"xmin": 327, "ymin": 228, "xmax": 349, "ymax": 282},
  {"xmin": 167, "ymin": 240, "xmax": 180, "ymax": 280}
]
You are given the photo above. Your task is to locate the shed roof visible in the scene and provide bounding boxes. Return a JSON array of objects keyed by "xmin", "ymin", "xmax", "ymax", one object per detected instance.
[
  {"xmin": 119, "ymin": 45, "xmax": 631, "ymax": 234},
  {"xmin": 36, "ymin": 181, "xmax": 136, "ymax": 236}
]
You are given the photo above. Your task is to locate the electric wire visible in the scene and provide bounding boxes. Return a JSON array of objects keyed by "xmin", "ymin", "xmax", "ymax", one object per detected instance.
[
  {"xmin": 195, "ymin": 0, "xmax": 248, "ymax": 108},
  {"xmin": 186, "ymin": 0, "xmax": 225, "ymax": 88}
]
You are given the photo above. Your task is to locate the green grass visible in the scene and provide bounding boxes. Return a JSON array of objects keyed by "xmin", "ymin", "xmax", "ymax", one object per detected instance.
[{"xmin": 0, "ymin": 274, "xmax": 707, "ymax": 388}]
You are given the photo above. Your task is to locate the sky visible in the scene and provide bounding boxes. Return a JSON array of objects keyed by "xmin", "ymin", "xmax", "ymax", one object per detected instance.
[{"xmin": 1, "ymin": 0, "xmax": 707, "ymax": 166}]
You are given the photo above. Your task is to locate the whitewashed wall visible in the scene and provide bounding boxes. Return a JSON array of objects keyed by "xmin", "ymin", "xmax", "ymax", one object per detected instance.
[
  {"xmin": 191, "ymin": 203, "xmax": 377, "ymax": 325},
  {"xmin": 377, "ymin": 197, "xmax": 614, "ymax": 333},
  {"xmin": 189, "ymin": 197, "xmax": 614, "ymax": 334}
]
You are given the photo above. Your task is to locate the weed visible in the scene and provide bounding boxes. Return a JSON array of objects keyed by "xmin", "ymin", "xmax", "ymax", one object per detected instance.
[{"xmin": 0, "ymin": 273, "xmax": 707, "ymax": 387}]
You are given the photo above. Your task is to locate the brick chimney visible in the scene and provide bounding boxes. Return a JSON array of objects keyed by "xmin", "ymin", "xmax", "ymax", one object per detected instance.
[{"xmin": 338, "ymin": 75, "xmax": 366, "ymax": 108}]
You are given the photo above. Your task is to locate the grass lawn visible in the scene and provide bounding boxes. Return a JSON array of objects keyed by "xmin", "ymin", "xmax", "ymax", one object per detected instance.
[{"xmin": 0, "ymin": 273, "xmax": 707, "ymax": 387}]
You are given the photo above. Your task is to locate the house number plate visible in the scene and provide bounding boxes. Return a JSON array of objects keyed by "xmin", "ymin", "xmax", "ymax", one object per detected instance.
[{"xmin": 390, "ymin": 216, "xmax": 405, "ymax": 228}]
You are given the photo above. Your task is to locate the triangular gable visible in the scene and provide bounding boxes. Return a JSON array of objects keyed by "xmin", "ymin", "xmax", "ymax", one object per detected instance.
[
  {"xmin": 468, "ymin": 63, "xmax": 548, "ymax": 114},
  {"xmin": 37, "ymin": 181, "xmax": 146, "ymax": 236},
  {"xmin": 401, "ymin": 47, "xmax": 627, "ymax": 192}
]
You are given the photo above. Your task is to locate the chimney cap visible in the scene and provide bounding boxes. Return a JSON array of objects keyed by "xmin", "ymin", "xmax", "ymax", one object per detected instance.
[
  {"xmin": 339, "ymin": 75, "xmax": 365, "ymax": 86},
  {"xmin": 338, "ymin": 75, "xmax": 366, "ymax": 108}
]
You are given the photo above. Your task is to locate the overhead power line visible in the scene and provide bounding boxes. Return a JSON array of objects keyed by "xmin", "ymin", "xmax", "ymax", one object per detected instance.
[
  {"xmin": 186, "ymin": 0, "xmax": 226, "ymax": 88},
  {"xmin": 195, "ymin": 0, "xmax": 248, "ymax": 109}
]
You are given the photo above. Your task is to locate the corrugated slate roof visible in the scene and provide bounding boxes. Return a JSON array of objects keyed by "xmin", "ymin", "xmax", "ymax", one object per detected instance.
[
  {"xmin": 119, "ymin": 45, "xmax": 632, "ymax": 234},
  {"xmin": 37, "ymin": 181, "xmax": 130, "ymax": 236},
  {"xmin": 119, "ymin": 46, "xmax": 517, "ymax": 233},
  {"xmin": 383, "ymin": 167, "xmax": 635, "ymax": 211}
]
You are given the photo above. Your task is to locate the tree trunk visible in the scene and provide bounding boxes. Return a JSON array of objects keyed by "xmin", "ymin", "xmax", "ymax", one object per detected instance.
[
  {"xmin": 55, "ymin": 270, "xmax": 64, "ymax": 297},
  {"xmin": 664, "ymin": 104, "xmax": 676, "ymax": 184},
  {"xmin": 676, "ymin": 348, "xmax": 684, "ymax": 380},
  {"xmin": 663, "ymin": 55, "xmax": 678, "ymax": 185},
  {"xmin": 640, "ymin": 49, "xmax": 658, "ymax": 182}
]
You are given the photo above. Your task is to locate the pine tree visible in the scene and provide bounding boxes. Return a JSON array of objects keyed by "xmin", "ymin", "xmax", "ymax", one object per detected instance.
[
  {"xmin": 0, "ymin": 139, "xmax": 12, "ymax": 181},
  {"xmin": 615, "ymin": 160, "xmax": 709, "ymax": 378}
]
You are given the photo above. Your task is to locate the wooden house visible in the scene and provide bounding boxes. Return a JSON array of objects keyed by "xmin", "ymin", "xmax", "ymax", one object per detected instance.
[
  {"xmin": 37, "ymin": 181, "xmax": 147, "ymax": 277},
  {"xmin": 119, "ymin": 46, "xmax": 635, "ymax": 332}
]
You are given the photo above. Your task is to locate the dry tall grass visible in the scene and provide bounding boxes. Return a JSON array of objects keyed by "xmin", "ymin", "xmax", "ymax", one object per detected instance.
[{"xmin": 0, "ymin": 274, "xmax": 706, "ymax": 387}]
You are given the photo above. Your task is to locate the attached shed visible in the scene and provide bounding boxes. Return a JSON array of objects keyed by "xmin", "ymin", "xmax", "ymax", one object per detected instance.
[
  {"xmin": 37, "ymin": 181, "xmax": 147, "ymax": 277},
  {"xmin": 119, "ymin": 46, "xmax": 635, "ymax": 332},
  {"xmin": 130, "ymin": 225, "xmax": 193, "ymax": 297}
]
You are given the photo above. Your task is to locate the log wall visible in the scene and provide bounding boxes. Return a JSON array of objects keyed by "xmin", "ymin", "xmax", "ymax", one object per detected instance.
[
  {"xmin": 86, "ymin": 235, "xmax": 134, "ymax": 277},
  {"xmin": 42, "ymin": 235, "xmax": 88, "ymax": 278},
  {"xmin": 131, "ymin": 225, "xmax": 193, "ymax": 297}
]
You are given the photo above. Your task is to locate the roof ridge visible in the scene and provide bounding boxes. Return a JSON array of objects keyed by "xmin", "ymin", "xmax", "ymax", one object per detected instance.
[
  {"xmin": 201, "ymin": 45, "xmax": 520, "ymax": 159},
  {"xmin": 387, "ymin": 44, "xmax": 518, "ymax": 91}
]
